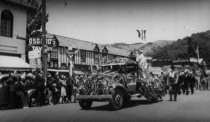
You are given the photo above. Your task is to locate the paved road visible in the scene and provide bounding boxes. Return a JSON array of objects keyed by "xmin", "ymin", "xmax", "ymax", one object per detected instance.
[{"xmin": 1, "ymin": 90, "xmax": 210, "ymax": 122}]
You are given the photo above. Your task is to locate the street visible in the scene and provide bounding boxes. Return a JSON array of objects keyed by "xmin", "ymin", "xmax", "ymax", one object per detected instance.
[{"xmin": 0, "ymin": 90, "xmax": 210, "ymax": 122}]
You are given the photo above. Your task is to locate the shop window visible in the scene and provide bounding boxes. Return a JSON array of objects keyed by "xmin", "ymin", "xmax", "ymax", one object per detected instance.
[
  {"xmin": 81, "ymin": 50, "xmax": 86, "ymax": 63},
  {"xmin": 54, "ymin": 62, "xmax": 58, "ymax": 68},
  {"xmin": 107, "ymin": 54, "xmax": 114, "ymax": 63},
  {"xmin": 61, "ymin": 63, "xmax": 67, "ymax": 69},
  {"xmin": 50, "ymin": 48, "xmax": 58, "ymax": 60},
  {"xmin": 102, "ymin": 53, "xmax": 107, "ymax": 64},
  {"xmin": 94, "ymin": 53, "xmax": 99, "ymax": 64},
  {"xmin": 0, "ymin": 10, "xmax": 13, "ymax": 37}
]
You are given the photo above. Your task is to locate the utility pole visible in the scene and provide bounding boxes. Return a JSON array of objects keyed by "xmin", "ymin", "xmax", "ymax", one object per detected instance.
[{"xmin": 41, "ymin": 0, "xmax": 47, "ymax": 81}]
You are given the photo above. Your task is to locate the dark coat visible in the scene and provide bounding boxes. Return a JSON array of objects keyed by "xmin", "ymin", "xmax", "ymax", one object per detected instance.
[{"xmin": 35, "ymin": 74, "xmax": 45, "ymax": 89}]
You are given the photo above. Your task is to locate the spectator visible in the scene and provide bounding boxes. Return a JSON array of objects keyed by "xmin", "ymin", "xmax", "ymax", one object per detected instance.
[
  {"xmin": 15, "ymin": 76, "xmax": 29, "ymax": 108},
  {"xmin": 47, "ymin": 73, "xmax": 54, "ymax": 105},
  {"xmin": 35, "ymin": 70, "xmax": 45, "ymax": 106},
  {"xmin": 66, "ymin": 75, "xmax": 73, "ymax": 103},
  {"xmin": 59, "ymin": 75, "xmax": 67, "ymax": 104},
  {"xmin": 4, "ymin": 73, "xmax": 16, "ymax": 108}
]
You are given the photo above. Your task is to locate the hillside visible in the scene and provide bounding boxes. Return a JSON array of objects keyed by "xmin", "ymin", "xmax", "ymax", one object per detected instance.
[
  {"xmin": 108, "ymin": 42, "xmax": 143, "ymax": 50},
  {"xmin": 110, "ymin": 40, "xmax": 174, "ymax": 56},
  {"xmin": 152, "ymin": 30, "xmax": 210, "ymax": 67}
]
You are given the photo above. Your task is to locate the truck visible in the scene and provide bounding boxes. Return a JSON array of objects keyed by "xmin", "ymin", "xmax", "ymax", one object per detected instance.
[{"xmin": 76, "ymin": 58, "xmax": 164, "ymax": 110}]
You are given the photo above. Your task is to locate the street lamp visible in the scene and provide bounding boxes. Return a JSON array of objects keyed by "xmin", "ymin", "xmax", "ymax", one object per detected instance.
[{"xmin": 66, "ymin": 45, "xmax": 79, "ymax": 77}]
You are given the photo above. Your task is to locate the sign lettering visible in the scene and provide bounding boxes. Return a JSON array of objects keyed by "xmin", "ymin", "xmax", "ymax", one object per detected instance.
[{"xmin": 28, "ymin": 37, "xmax": 57, "ymax": 46}]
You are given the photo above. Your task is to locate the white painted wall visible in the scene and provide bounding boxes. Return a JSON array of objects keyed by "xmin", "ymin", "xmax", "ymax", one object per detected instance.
[{"xmin": 0, "ymin": 2, "xmax": 27, "ymax": 61}]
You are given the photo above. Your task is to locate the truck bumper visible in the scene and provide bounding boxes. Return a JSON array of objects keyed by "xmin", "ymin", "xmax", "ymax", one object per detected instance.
[{"xmin": 76, "ymin": 95, "xmax": 112, "ymax": 101}]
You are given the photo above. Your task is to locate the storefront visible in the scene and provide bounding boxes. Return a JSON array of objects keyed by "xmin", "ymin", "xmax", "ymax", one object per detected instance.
[
  {"xmin": 33, "ymin": 33, "xmax": 133, "ymax": 74},
  {"xmin": 0, "ymin": 55, "xmax": 31, "ymax": 73}
]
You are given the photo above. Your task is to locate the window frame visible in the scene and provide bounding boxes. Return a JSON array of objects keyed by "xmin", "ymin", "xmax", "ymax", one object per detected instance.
[
  {"xmin": 80, "ymin": 50, "xmax": 86, "ymax": 63},
  {"xmin": 0, "ymin": 10, "xmax": 13, "ymax": 37},
  {"xmin": 94, "ymin": 52, "xmax": 99, "ymax": 64}
]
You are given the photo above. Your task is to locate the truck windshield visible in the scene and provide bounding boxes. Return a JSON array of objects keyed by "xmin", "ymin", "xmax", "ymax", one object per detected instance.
[
  {"xmin": 102, "ymin": 65, "xmax": 121, "ymax": 73},
  {"xmin": 102, "ymin": 66, "xmax": 111, "ymax": 72}
]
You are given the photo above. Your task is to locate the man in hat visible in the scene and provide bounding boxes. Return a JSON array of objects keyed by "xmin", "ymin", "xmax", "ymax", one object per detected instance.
[
  {"xmin": 35, "ymin": 70, "xmax": 45, "ymax": 106},
  {"xmin": 167, "ymin": 65, "xmax": 179, "ymax": 101}
]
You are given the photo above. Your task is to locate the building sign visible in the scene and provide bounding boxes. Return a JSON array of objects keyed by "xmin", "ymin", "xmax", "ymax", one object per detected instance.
[
  {"xmin": 28, "ymin": 50, "xmax": 41, "ymax": 59},
  {"xmin": 28, "ymin": 37, "xmax": 57, "ymax": 46},
  {"xmin": 27, "ymin": 34, "xmax": 59, "ymax": 52},
  {"xmin": 27, "ymin": 34, "xmax": 59, "ymax": 69}
]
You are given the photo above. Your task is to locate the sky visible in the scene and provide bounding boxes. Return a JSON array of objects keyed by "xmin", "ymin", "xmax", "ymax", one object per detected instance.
[{"xmin": 46, "ymin": 0, "xmax": 210, "ymax": 44}]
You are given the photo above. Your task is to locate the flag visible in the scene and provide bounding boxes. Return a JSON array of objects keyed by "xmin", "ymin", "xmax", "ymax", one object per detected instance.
[
  {"xmin": 195, "ymin": 45, "xmax": 199, "ymax": 60},
  {"xmin": 136, "ymin": 29, "xmax": 146, "ymax": 40},
  {"xmin": 143, "ymin": 30, "xmax": 147, "ymax": 40},
  {"xmin": 136, "ymin": 30, "xmax": 141, "ymax": 38}
]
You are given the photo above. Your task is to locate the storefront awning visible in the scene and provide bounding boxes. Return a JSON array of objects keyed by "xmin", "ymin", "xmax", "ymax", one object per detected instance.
[{"xmin": 0, "ymin": 55, "xmax": 31, "ymax": 71}]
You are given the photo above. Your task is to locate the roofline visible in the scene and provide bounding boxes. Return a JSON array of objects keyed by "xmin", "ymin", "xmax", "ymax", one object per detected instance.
[
  {"xmin": 48, "ymin": 33, "xmax": 99, "ymax": 45},
  {"xmin": 3, "ymin": 0, "xmax": 34, "ymax": 10},
  {"xmin": 48, "ymin": 33, "xmax": 132, "ymax": 57}
]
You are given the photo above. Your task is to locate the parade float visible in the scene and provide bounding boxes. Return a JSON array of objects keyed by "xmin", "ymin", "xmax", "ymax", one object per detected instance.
[{"xmin": 76, "ymin": 58, "xmax": 165, "ymax": 110}]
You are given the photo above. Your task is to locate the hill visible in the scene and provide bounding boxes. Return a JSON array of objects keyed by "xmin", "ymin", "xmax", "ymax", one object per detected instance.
[
  {"xmin": 152, "ymin": 30, "xmax": 210, "ymax": 67},
  {"xmin": 110, "ymin": 40, "xmax": 174, "ymax": 56}
]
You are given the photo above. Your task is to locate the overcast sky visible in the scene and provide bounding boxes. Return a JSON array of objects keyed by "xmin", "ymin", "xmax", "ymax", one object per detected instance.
[{"xmin": 46, "ymin": 0, "xmax": 210, "ymax": 44}]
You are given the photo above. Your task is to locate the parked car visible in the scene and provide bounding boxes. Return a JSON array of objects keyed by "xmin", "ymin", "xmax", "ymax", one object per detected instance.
[
  {"xmin": 0, "ymin": 74, "xmax": 22, "ymax": 109},
  {"xmin": 0, "ymin": 74, "xmax": 39, "ymax": 109}
]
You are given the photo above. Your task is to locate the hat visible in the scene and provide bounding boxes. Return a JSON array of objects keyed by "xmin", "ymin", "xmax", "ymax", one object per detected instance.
[
  {"xmin": 27, "ymin": 73, "xmax": 33, "ymax": 77},
  {"xmin": 21, "ymin": 74, "xmax": 26, "ymax": 79}
]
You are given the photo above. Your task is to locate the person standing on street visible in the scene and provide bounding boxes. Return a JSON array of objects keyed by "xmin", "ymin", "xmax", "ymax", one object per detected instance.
[
  {"xmin": 66, "ymin": 75, "xmax": 73, "ymax": 103},
  {"xmin": 189, "ymin": 71, "xmax": 196, "ymax": 94},
  {"xmin": 47, "ymin": 73, "xmax": 54, "ymax": 105},
  {"xmin": 167, "ymin": 65, "xmax": 179, "ymax": 101},
  {"xmin": 72, "ymin": 74, "xmax": 79, "ymax": 103},
  {"xmin": 59, "ymin": 75, "xmax": 67, "ymax": 104},
  {"xmin": 184, "ymin": 70, "xmax": 191, "ymax": 95},
  {"xmin": 35, "ymin": 69, "xmax": 45, "ymax": 106},
  {"xmin": 15, "ymin": 75, "xmax": 29, "ymax": 108},
  {"xmin": 4, "ymin": 73, "xmax": 15, "ymax": 108}
]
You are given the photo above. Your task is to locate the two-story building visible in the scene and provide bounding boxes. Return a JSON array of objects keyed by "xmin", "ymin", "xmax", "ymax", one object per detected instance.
[
  {"xmin": 43, "ymin": 34, "xmax": 133, "ymax": 74},
  {"xmin": 0, "ymin": 0, "xmax": 31, "ymax": 72}
]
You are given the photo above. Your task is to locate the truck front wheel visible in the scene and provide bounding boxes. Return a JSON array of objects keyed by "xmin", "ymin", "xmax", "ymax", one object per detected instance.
[
  {"xmin": 79, "ymin": 100, "xmax": 93, "ymax": 110},
  {"xmin": 110, "ymin": 89, "xmax": 124, "ymax": 110}
]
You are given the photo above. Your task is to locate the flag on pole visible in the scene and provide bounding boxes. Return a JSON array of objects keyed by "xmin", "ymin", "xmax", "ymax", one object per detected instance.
[
  {"xmin": 195, "ymin": 45, "xmax": 200, "ymax": 60},
  {"xmin": 136, "ymin": 30, "xmax": 141, "ymax": 38},
  {"xmin": 136, "ymin": 29, "xmax": 146, "ymax": 41}
]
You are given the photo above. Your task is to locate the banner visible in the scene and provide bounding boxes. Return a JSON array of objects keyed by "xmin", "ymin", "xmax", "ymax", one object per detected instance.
[{"xmin": 28, "ymin": 50, "xmax": 41, "ymax": 59}]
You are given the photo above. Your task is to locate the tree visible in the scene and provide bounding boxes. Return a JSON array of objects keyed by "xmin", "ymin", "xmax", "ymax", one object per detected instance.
[
  {"xmin": 26, "ymin": 0, "xmax": 49, "ymax": 62},
  {"xmin": 151, "ymin": 30, "xmax": 210, "ymax": 68},
  {"xmin": 27, "ymin": 0, "xmax": 48, "ymax": 37}
]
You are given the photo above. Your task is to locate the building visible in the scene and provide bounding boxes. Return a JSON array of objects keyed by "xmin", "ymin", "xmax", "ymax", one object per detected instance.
[
  {"xmin": 0, "ymin": 0, "xmax": 31, "ymax": 72},
  {"xmin": 40, "ymin": 34, "xmax": 133, "ymax": 74}
]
